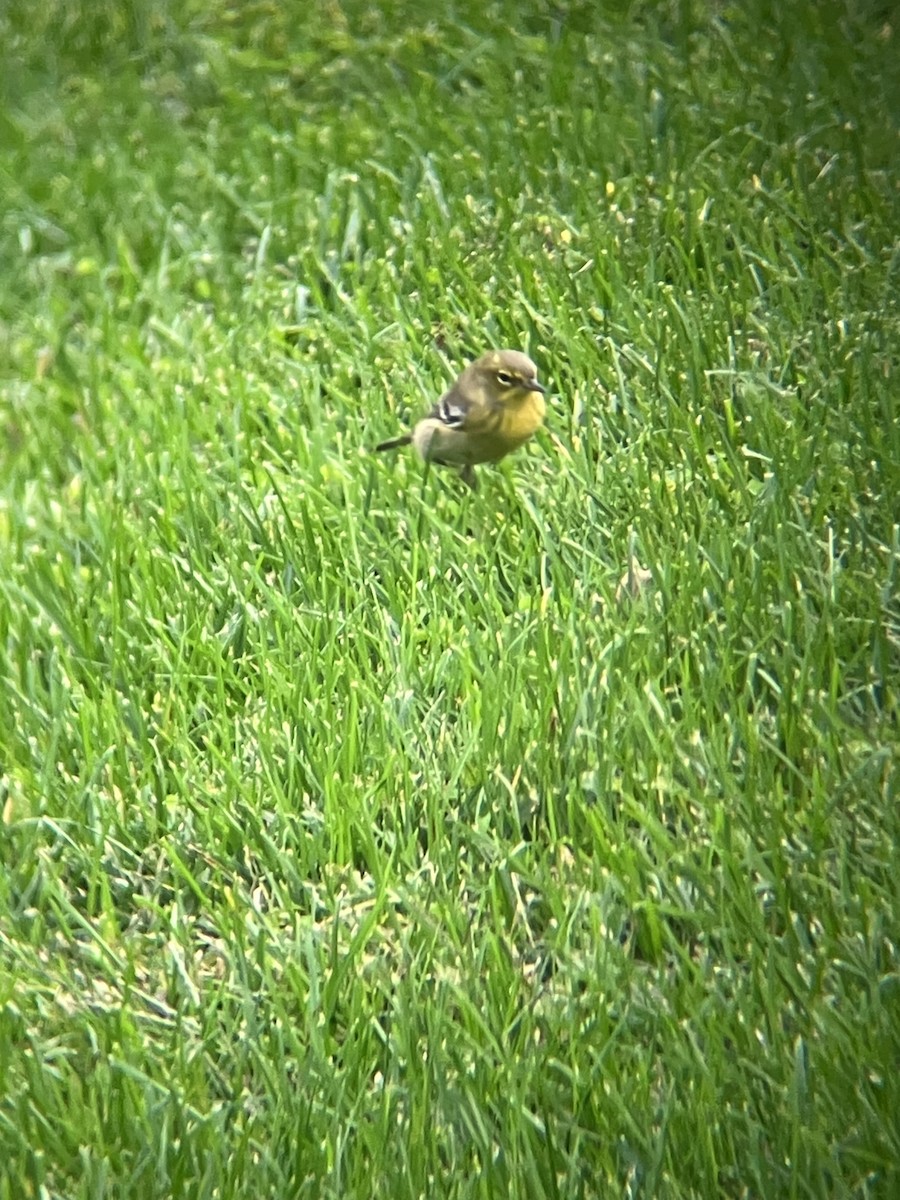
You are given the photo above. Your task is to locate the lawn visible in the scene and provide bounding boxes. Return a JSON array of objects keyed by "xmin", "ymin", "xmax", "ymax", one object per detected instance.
[{"xmin": 1, "ymin": 1, "xmax": 898, "ymax": 1196}]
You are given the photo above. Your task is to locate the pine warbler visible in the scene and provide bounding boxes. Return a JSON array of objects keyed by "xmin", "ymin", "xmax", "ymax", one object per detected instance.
[{"xmin": 375, "ymin": 349, "xmax": 546, "ymax": 488}]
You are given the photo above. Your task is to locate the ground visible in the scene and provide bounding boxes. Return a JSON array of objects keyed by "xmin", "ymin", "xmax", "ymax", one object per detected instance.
[{"xmin": 1, "ymin": 2, "xmax": 898, "ymax": 1196}]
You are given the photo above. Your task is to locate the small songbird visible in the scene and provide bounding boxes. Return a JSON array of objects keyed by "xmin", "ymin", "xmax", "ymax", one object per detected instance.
[{"xmin": 374, "ymin": 349, "xmax": 547, "ymax": 488}]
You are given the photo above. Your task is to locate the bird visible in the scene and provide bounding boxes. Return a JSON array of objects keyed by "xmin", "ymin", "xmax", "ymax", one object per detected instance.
[{"xmin": 374, "ymin": 349, "xmax": 547, "ymax": 488}]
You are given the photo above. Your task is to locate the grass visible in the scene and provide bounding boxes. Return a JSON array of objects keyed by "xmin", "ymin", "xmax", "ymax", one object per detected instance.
[{"xmin": 1, "ymin": 0, "xmax": 898, "ymax": 1196}]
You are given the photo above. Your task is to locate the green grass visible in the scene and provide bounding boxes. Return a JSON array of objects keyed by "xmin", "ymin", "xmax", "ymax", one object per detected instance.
[{"xmin": 1, "ymin": 1, "xmax": 898, "ymax": 1196}]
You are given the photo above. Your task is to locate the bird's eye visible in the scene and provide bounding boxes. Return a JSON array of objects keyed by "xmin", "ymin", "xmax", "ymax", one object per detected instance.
[{"xmin": 496, "ymin": 371, "xmax": 515, "ymax": 387}]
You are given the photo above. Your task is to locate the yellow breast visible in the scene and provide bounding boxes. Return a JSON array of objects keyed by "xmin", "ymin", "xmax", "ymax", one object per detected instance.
[{"xmin": 498, "ymin": 391, "xmax": 546, "ymax": 446}]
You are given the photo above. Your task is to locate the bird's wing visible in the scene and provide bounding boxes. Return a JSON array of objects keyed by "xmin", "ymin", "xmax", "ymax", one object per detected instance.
[
  {"xmin": 429, "ymin": 380, "xmax": 497, "ymax": 432},
  {"xmin": 434, "ymin": 390, "xmax": 469, "ymax": 428}
]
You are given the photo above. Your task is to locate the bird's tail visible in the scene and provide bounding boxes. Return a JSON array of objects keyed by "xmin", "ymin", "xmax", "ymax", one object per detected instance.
[{"xmin": 374, "ymin": 435, "xmax": 412, "ymax": 453}]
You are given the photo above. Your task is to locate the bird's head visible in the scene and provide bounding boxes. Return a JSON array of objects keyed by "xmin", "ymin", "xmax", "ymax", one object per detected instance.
[{"xmin": 474, "ymin": 350, "xmax": 546, "ymax": 407}]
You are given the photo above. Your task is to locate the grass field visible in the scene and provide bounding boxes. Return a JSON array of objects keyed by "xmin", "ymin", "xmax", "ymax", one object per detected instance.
[{"xmin": 1, "ymin": 1, "xmax": 898, "ymax": 1196}]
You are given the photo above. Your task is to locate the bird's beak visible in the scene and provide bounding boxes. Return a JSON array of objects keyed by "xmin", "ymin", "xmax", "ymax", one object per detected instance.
[{"xmin": 527, "ymin": 379, "xmax": 546, "ymax": 394}]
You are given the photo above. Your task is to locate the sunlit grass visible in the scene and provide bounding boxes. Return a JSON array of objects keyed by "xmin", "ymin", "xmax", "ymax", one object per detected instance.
[{"xmin": 1, "ymin": 2, "xmax": 898, "ymax": 1197}]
